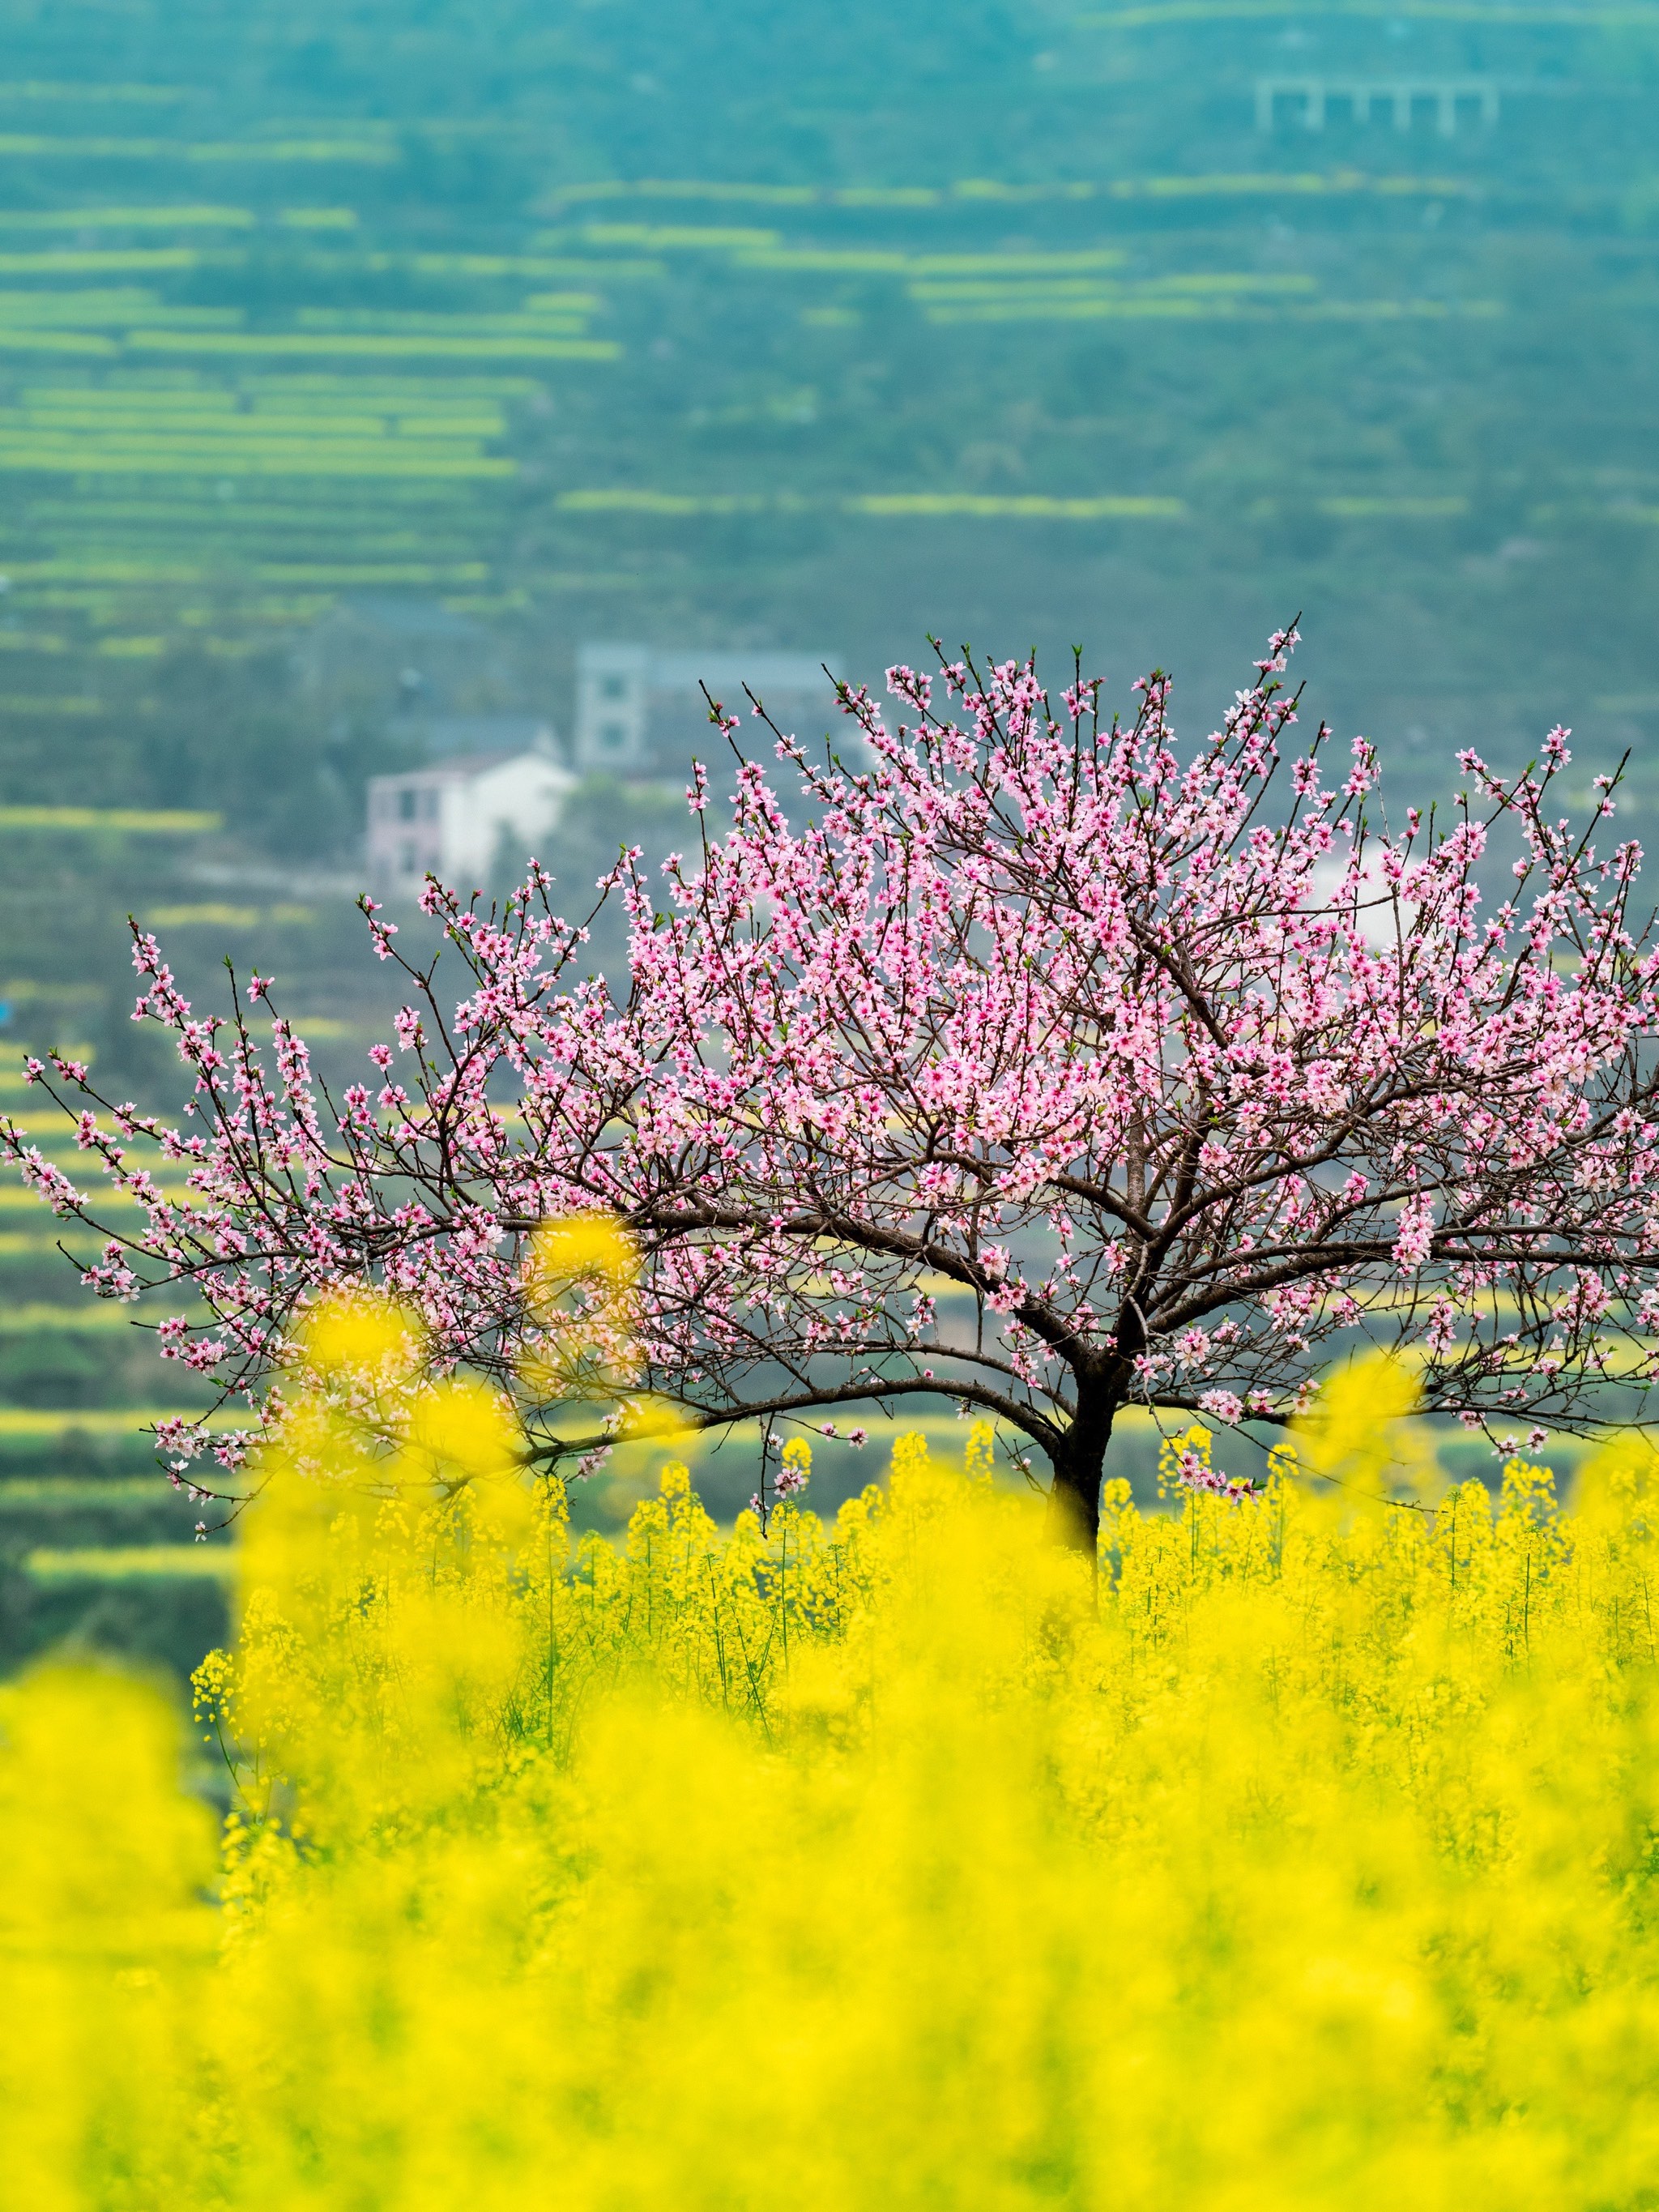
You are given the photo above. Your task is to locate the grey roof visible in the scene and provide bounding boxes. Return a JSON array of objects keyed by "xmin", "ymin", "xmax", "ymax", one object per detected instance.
[
  {"xmin": 577, "ymin": 643, "xmax": 838, "ymax": 694},
  {"xmin": 410, "ymin": 713, "xmax": 558, "ymax": 757},
  {"xmin": 649, "ymin": 651, "xmax": 838, "ymax": 694},
  {"xmin": 372, "ymin": 749, "xmax": 547, "ymax": 786}
]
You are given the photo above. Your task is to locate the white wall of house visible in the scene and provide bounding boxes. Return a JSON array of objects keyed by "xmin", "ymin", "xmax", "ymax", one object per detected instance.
[{"xmin": 366, "ymin": 750, "xmax": 576, "ymax": 899}]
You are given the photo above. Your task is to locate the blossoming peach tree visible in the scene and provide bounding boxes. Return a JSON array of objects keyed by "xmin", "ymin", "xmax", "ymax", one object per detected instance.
[{"xmin": 9, "ymin": 634, "xmax": 1659, "ymax": 1551}]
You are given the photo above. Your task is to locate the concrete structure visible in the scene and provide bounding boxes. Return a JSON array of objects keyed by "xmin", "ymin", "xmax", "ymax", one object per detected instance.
[
  {"xmin": 575, "ymin": 643, "xmax": 840, "ymax": 775},
  {"xmin": 367, "ymin": 747, "xmax": 575, "ymax": 899},
  {"xmin": 1255, "ymin": 76, "xmax": 1500, "ymax": 135}
]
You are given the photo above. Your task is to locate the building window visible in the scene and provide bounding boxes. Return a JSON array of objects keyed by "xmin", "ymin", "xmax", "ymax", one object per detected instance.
[
  {"xmin": 398, "ymin": 788, "xmax": 418, "ymax": 822},
  {"xmin": 601, "ymin": 721, "xmax": 627, "ymax": 750},
  {"xmin": 422, "ymin": 788, "xmax": 438, "ymax": 821},
  {"xmin": 399, "ymin": 842, "xmax": 418, "ymax": 873},
  {"xmin": 600, "ymin": 673, "xmax": 627, "ymax": 700}
]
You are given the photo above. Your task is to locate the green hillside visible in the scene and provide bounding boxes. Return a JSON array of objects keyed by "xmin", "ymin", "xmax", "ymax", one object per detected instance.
[{"xmin": 0, "ymin": 2, "xmax": 1654, "ymax": 787}]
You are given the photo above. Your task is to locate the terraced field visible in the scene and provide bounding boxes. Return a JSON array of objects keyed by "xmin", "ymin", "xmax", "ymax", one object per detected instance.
[
  {"xmin": 0, "ymin": 22, "xmax": 1647, "ymax": 728},
  {"xmin": 0, "ymin": 0, "xmax": 1655, "ymax": 1676}
]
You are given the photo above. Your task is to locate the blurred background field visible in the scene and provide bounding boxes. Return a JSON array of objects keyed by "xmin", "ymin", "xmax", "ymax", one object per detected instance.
[{"xmin": 0, "ymin": 0, "xmax": 1654, "ymax": 1689}]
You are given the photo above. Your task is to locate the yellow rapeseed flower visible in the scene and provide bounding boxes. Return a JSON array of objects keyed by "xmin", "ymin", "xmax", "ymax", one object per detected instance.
[{"xmin": 7, "ymin": 1321, "xmax": 1659, "ymax": 2207}]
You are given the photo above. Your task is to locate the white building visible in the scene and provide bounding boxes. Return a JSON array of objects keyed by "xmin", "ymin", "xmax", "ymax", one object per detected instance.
[
  {"xmin": 367, "ymin": 745, "xmax": 575, "ymax": 899},
  {"xmin": 575, "ymin": 643, "xmax": 840, "ymax": 774},
  {"xmin": 1254, "ymin": 75, "xmax": 1500, "ymax": 135}
]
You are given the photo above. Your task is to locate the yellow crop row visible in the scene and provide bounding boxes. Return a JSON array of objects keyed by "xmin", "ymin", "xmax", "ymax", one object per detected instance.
[
  {"xmin": 295, "ymin": 301, "xmax": 600, "ymax": 326},
  {"xmin": 0, "ymin": 288, "xmax": 236, "ymax": 322},
  {"xmin": 279, "ymin": 250, "xmax": 663, "ymax": 280},
  {"xmin": 226, "ymin": 372, "xmax": 542, "ymax": 395},
  {"xmin": 557, "ymin": 489, "xmax": 767, "ymax": 516},
  {"xmin": 0, "ymin": 805, "xmax": 219, "ymax": 830},
  {"xmin": 2, "ymin": 410, "xmax": 501, "ymax": 437},
  {"xmin": 146, "ymin": 903, "xmax": 313, "ymax": 927},
  {"xmin": 0, "ymin": 1404, "xmax": 237, "ymax": 1435},
  {"xmin": 556, "ymin": 488, "xmax": 1185, "ymax": 519},
  {"xmin": 0, "ymin": 446, "xmax": 515, "ymax": 478},
  {"xmin": 130, "ymin": 331, "xmax": 621, "ymax": 361},
  {"xmin": 911, "ymin": 271, "xmax": 1316, "ymax": 302},
  {"xmin": 0, "ymin": 204, "xmax": 254, "ymax": 228},
  {"xmin": 0, "ymin": 321, "xmax": 613, "ymax": 362},
  {"xmin": 6, "ymin": 411, "xmax": 505, "ymax": 437},
  {"xmin": 0, "ymin": 1185, "xmax": 198, "ymax": 1210},
  {"xmin": 920, "ymin": 294, "xmax": 1502, "ymax": 324},
  {"xmin": 24, "ymin": 1545, "xmax": 237, "ymax": 1579},
  {"xmin": 0, "ymin": 134, "xmax": 395, "ymax": 162},
  {"xmin": 23, "ymin": 382, "xmax": 526, "ymax": 412},
  {"xmin": 849, "ymin": 493, "xmax": 1186, "ymax": 518},
  {"xmin": 0, "ymin": 809, "xmax": 217, "ymax": 831},
  {"xmin": 546, "ymin": 170, "xmax": 1478, "ymax": 215}
]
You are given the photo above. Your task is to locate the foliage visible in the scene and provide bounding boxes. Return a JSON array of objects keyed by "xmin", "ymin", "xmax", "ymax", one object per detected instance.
[
  {"xmin": 9, "ymin": 1349, "xmax": 1659, "ymax": 2205},
  {"xmin": 136, "ymin": 646, "xmax": 420, "ymax": 861},
  {"xmin": 11, "ymin": 639, "xmax": 1659, "ymax": 1548}
]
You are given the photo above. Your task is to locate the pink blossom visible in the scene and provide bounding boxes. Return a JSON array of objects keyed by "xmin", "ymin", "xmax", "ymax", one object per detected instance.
[
  {"xmin": 6, "ymin": 632, "xmax": 1659, "ymax": 1554},
  {"xmin": 1394, "ymin": 1193, "xmax": 1435, "ymax": 1273}
]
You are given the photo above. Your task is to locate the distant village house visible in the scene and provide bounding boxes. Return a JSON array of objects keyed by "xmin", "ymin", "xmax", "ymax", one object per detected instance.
[
  {"xmin": 365, "ymin": 646, "xmax": 840, "ymax": 899},
  {"xmin": 366, "ymin": 728, "xmax": 573, "ymax": 900}
]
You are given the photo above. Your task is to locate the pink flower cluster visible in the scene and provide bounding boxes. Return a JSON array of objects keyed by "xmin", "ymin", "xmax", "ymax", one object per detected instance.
[{"xmin": 7, "ymin": 633, "xmax": 1659, "ymax": 1541}]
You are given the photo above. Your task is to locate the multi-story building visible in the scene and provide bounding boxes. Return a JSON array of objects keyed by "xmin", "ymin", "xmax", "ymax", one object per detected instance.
[{"xmin": 574, "ymin": 643, "xmax": 840, "ymax": 775}]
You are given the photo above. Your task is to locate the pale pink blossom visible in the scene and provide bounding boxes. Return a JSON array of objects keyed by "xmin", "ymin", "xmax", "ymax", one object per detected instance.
[
  {"xmin": 1394, "ymin": 1192, "xmax": 1435, "ymax": 1272},
  {"xmin": 6, "ymin": 633, "xmax": 1659, "ymax": 1549}
]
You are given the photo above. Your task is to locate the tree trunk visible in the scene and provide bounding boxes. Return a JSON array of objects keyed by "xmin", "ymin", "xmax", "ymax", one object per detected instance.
[{"xmin": 1045, "ymin": 1397, "xmax": 1116, "ymax": 1558}]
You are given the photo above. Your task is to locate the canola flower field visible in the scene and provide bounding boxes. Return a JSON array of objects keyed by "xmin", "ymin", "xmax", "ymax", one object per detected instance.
[{"xmin": 7, "ymin": 1306, "xmax": 1659, "ymax": 2209}]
